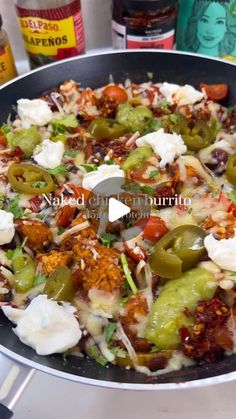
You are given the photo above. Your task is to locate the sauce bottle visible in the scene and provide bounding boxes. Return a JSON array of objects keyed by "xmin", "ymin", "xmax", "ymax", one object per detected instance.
[
  {"xmin": 15, "ymin": 0, "xmax": 85, "ymax": 69},
  {"xmin": 176, "ymin": 0, "xmax": 236, "ymax": 62},
  {"xmin": 112, "ymin": 0, "xmax": 178, "ymax": 50},
  {"xmin": 0, "ymin": 14, "xmax": 17, "ymax": 85}
]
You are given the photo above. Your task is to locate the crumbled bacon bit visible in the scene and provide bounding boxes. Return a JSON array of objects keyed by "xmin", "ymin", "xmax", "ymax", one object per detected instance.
[{"xmin": 180, "ymin": 298, "xmax": 232, "ymax": 362}]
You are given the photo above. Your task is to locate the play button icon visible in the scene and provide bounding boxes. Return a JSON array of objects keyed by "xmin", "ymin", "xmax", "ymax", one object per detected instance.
[{"xmin": 108, "ymin": 197, "xmax": 131, "ymax": 222}]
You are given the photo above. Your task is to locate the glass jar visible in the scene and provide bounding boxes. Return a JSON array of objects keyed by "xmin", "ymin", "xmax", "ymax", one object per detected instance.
[
  {"xmin": 15, "ymin": 0, "xmax": 85, "ymax": 68},
  {"xmin": 176, "ymin": 0, "xmax": 236, "ymax": 62},
  {"xmin": 112, "ymin": 0, "xmax": 178, "ymax": 50},
  {"xmin": 0, "ymin": 14, "xmax": 17, "ymax": 85}
]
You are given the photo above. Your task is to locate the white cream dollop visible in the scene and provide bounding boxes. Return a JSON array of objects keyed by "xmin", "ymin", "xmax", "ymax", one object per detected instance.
[
  {"xmin": 2, "ymin": 295, "xmax": 82, "ymax": 355},
  {"xmin": 159, "ymin": 82, "xmax": 204, "ymax": 106},
  {"xmin": 82, "ymin": 164, "xmax": 125, "ymax": 191},
  {"xmin": 0, "ymin": 210, "xmax": 15, "ymax": 245},
  {"xmin": 33, "ymin": 139, "xmax": 65, "ymax": 169},
  {"xmin": 204, "ymin": 234, "xmax": 236, "ymax": 272},
  {"xmin": 17, "ymin": 99, "xmax": 53, "ymax": 128},
  {"xmin": 136, "ymin": 128, "xmax": 187, "ymax": 168}
]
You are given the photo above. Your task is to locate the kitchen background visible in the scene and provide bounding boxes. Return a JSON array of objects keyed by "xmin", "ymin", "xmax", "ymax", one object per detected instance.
[{"xmin": 0, "ymin": 1, "xmax": 236, "ymax": 418}]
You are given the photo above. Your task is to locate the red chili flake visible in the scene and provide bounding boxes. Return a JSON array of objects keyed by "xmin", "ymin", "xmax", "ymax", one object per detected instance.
[{"xmin": 179, "ymin": 298, "xmax": 233, "ymax": 363}]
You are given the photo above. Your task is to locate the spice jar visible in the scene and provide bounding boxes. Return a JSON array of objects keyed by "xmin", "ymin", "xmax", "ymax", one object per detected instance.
[
  {"xmin": 176, "ymin": 0, "xmax": 236, "ymax": 62},
  {"xmin": 15, "ymin": 0, "xmax": 85, "ymax": 69},
  {"xmin": 112, "ymin": 0, "xmax": 178, "ymax": 50},
  {"xmin": 0, "ymin": 15, "xmax": 17, "ymax": 85}
]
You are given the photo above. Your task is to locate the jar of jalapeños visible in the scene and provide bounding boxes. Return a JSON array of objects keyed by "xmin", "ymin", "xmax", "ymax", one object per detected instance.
[
  {"xmin": 15, "ymin": 0, "xmax": 85, "ymax": 69},
  {"xmin": 112, "ymin": 0, "xmax": 178, "ymax": 50}
]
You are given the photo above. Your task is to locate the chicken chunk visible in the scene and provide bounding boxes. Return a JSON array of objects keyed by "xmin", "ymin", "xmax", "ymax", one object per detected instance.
[
  {"xmin": 16, "ymin": 220, "xmax": 52, "ymax": 251},
  {"xmin": 37, "ymin": 250, "xmax": 73, "ymax": 276},
  {"xmin": 72, "ymin": 240, "xmax": 124, "ymax": 293}
]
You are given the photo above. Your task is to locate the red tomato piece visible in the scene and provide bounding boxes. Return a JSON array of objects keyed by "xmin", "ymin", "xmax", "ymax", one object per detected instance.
[
  {"xmin": 136, "ymin": 215, "xmax": 169, "ymax": 243},
  {"xmin": 56, "ymin": 205, "xmax": 76, "ymax": 228},
  {"xmin": 200, "ymin": 83, "xmax": 228, "ymax": 101},
  {"xmin": 29, "ymin": 196, "xmax": 42, "ymax": 213},
  {"xmin": 103, "ymin": 85, "xmax": 128, "ymax": 104},
  {"xmin": 228, "ymin": 203, "xmax": 236, "ymax": 217}
]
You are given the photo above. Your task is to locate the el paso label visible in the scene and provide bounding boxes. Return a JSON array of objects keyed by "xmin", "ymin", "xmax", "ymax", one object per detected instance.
[{"xmin": 18, "ymin": 15, "xmax": 78, "ymax": 56}]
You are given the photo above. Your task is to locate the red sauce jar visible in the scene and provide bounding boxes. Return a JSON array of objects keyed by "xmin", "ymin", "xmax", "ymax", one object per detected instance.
[{"xmin": 112, "ymin": 0, "xmax": 177, "ymax": 50}]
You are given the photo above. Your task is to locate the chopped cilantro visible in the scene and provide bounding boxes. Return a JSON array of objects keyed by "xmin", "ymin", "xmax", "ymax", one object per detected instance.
[
  {"xmin": 110, "ymin": 346, "xmax": 127, "ymax": 358},
  {"xmin": 159, "ymin": 99, "xmax": 169, "ymax": 110},
  {"xmin": 149, "ymin": 169, "xmax": 159, "ymax": 178},
  {"xmin": 64, "ymin": 149, "xmax": 78, "ymax": 158},
  {"xmin": 170, "ymin": 114, "xmax": 180, "ymax": 123},
  {"xmin": 80, "ymin": 164, "xmax": 98, "ymax": 173},
  {"xmin": 48, "ymin": 165, "xmax": 68, "ymax": 176},
  {"xmin": 0, "ymin": 193, "xmax": 4, "ymax": 209},
  {"xmin": 141, "ymin": 185, "xmax": 155, "ymax": 195},
  {"xmin": 105, "ymin": 323, "xmax": 117, "ymax": 343},
  {"xmin": 120, "ymin": 253, "xmax": 137, "ymax": 294},
  {"xmin": 119, "ymin": 295, "xmax": 130, "ymax": 307},
  {"xmin": 52, "ymin": 114, "xmax": 78, "ymax": 135},
  {"xmin": 142, "ymin": 118, "xmax": 162, "ymax": 135},
  {"xmin": 87, "ymin": 346, "xmax": 108, "ymax": 366},
  {"xmin": 58, "ymin": 226, "xmax": 66, "ymax": 235},
  {"xmin": 23, "ymin": 209, "xmax": 32, "ymax": 218},
  {"xmin": 33, "ymin": 274, "xmax": 47, "ymax": 287},
  {"xmin": 105, "ymin": 159, "xmax": 115, "ymax": 165},
  {"xmin": 32, "ymin": 181, "xmax": 46, "ymax": 189},
  {"xmin": 7, "ymin": 195, "xmax": 23, "ymax": 219},
  {"xmin": 36, "ymin": 213, "xmax": 45, "ymax": 220},
  {"xmin": 228, "ymin": 188, "xmax": 236, "ymax": 203},
  {"xmin": 100, "ymin": 232, "xmax": 117, "ymax": 248}
]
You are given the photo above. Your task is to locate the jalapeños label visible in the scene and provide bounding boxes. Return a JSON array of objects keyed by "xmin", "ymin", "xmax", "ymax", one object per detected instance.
[{"xmin": 16, "ymin": 4, "xmax": 85, "ymax": 68}]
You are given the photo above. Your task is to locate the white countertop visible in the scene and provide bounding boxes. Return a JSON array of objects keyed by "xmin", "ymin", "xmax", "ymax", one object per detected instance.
[{"xmin": 14, "ymin": 370, "xmax": 236, "ymax": 419}]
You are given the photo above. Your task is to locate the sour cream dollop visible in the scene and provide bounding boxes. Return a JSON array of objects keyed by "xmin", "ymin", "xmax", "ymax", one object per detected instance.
[
  {"xmin": 0, "ymin": 210, "xmax": 15, "ymax": 245},
  {"xmin": 82, "ymin": 164, "xmax": 125, "ymax": 191},
  {"xmin": 33, "ymin": 139, "xmax": 65, "ymax": 169},
  {"xmin": 17, "ymin": 99, "xmax": 53, "ymax": 128},
  {"xmin": 159, "ymin": 82, "xmax": 204, "ymax": 106},
  {"xmin": 136, "ymin": 128, "xmax": 187, "ymax": 168},
  {"xmin": 2, "ymin": 295, "xmax": 82, "ymax": 355},
  {"xmin": 204, "ymin": 234, "xmax": 236, "ymax": 272}
]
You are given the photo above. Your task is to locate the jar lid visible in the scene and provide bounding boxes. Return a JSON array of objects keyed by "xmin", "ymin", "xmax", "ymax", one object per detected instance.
[{"xmin": 122, "ymin": 0, "xmax": 177, "ymax": 12}]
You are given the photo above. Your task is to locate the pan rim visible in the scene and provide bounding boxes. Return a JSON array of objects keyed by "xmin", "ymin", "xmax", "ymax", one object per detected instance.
[
  {"xmin": 0, "ymin": 49, "xmax": 236, "ymax": 389},
  {"xmin": 1, "ymin": 344, "xmax": 236, "ymax": 390},
  {"xmin": 0, "ymin": 48, "xmax": 236, "ymax": 93}
]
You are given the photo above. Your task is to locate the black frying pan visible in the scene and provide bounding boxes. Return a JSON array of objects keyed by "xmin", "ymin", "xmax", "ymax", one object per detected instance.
[{"xmin": 0, "ymin": 51, "xmax": 236, "ymax": 409}]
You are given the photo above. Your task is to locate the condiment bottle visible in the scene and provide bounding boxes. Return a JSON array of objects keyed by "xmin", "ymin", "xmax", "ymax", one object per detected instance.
[
  {"xmin": 15, "ymin": 0, "xmax": 85, "ymax": 69},
  {"xmin": 176, "ymin": 0, "xmax": 236, "ymax": 62},
  {"xmin": 112, "ymin": 0, "xmax": 178, "ymax": 50},
  {"xmin": 0, "ymin": 14, "xmax": 17, "ymax": 85}
]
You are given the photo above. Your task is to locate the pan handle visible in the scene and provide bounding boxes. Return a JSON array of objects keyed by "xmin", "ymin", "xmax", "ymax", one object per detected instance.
[{"xmin": 0, "ymin": 353, "xmax": 35, "ymax": 417}]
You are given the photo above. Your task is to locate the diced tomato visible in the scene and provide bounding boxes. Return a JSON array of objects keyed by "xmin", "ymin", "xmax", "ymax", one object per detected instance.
[
  {"xmin": 0, "ymin": 132, "xmax": 7, "ymax": 148},
  {"xmin": 67, "ymin": 184, "xmax": 90, "ymax": 202},
  {"xmin": 200, "ymin": 83, "xmax": 229, "ymax": 101},
  {"xmin": 124, "ymin": 243, "xmax": 146, "ymax": 262},
  {"xmin": 136, "ymin": 215, "xmax": 169, "ymax": 243},
  {"xmin": 29, "ymin": 196, "xmax": 42, "ymax": 213},
  {"xmin": 56, "ymin": 205, "xmax": 76, "ymax": 228},
  {"xmin": 218, "ymin": 191, "xmax": 231, "ymax": 210},
  {"xmin": 228, "ymin": 203, "xmax": 236, "ymax": 217},
  {"xmin": 103, "ymin": 85, "xmax": 128, "ymax": 104}
]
